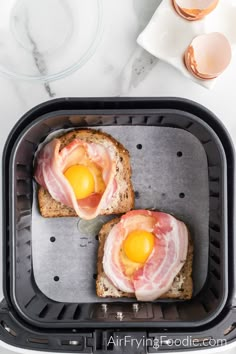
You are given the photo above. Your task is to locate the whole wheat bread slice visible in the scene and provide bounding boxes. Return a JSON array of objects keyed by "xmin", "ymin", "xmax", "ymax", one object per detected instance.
[
  {"xmin": 96, "ymin": 218, "xmax": 193, "ymax": 300},
  {"xmin": 37, "ymin": 129, "xmax": 134, "ymax": 218}
]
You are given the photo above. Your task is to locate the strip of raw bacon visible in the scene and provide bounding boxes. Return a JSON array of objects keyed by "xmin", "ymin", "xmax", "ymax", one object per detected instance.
[
  {"xmin": 34, "ymin": 138, "xmax": 117, "ymax": 220},
  {"xmin": 103, "ymin": 210, "xmax": 188, "ymax": 300}
]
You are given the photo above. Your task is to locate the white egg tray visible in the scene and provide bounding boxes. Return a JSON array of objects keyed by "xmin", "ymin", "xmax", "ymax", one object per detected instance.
[
  {"xmin": 32, "ymin": 126, "xmax": 209, "ymax": 303},
  {"xmin": 137, "ymin": 0, "xmax": 236, "ymax": 89}
]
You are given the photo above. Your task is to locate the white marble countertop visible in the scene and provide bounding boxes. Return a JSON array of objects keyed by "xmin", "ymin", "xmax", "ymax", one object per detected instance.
[{"xmin": 0, "ymin": 0, "xmax": 235, "ymax": 353}]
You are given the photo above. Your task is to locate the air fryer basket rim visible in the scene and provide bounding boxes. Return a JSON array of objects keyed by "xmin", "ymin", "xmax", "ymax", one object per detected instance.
[
  {"xmin": 3, "ymin": 99, "xmax": 233, "ymax": 315},
  {"xmin": 3, "ymin": 96, "xmax": 236, "ymax": 145},
  {"xmin": 9, "ymin": 106, "xmax": 227, "ymax": 327},
  {"xmin": 1, "ymin": 98, "xmax": 235, "ymax": 352}
]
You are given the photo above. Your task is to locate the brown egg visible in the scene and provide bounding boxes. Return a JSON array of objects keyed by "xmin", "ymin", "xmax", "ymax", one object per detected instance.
[
  {"xmin": 173, "ymin": 0, "xmax": 219, "ymax": 21},
  {"xmin": 184, "ymin": 32, "xmax": 232, "ymax": 80}
]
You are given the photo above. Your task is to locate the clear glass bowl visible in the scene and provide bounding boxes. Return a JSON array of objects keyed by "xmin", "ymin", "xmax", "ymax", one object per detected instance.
[{"xmin": 0, "ymin": 0, "xmax": 103, "ymax": 82}]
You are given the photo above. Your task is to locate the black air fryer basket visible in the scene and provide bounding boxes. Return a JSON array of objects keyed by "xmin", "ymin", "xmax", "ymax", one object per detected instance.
[{"xmin": 1, "ymin": 98, "xmax": 236, "ymax": 353}]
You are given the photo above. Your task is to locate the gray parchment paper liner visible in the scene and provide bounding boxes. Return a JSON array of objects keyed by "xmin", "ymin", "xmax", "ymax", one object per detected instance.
[{"xmin": 32, "ymin": 126, "xmax": 209, "ymax": 303}]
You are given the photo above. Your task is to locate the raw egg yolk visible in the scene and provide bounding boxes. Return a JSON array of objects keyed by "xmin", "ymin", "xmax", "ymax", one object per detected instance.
[
  {"xmin": 123, "ymin": 230, "xmax": 155, "ymax": 263},
  {"xmin": 64, "ymin": 165, "xmax": 95, "ymax": 200}
]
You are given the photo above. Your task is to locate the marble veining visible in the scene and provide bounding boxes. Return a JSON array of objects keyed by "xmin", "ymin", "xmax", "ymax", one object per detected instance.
[
  {"xmin": 117, "ymin": 0, "xmax": 161, "ymax": 94},
  {"xmin": 24, "ymin": 9, "xmax": 55, "ymax": 97},
  {"xmin": 119, "ymin": 47, "xmax": 158, "ymax": 95}
]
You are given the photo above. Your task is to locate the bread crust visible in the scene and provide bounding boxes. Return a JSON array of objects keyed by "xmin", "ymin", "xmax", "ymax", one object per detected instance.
[
  {"xmin": 37, "ymin": 129, "xmax": 135, "ymax": 218},
  {"xmin": 96, "ymin": 217, "xmax": 193, "ymax": 300}
]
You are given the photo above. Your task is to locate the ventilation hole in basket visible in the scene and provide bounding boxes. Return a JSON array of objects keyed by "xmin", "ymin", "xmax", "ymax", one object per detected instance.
[
  {"xmin": 39, "ymin": 305, "xmax": 49, "ymax": 318},
  {"xmin": 58, "ymin": 305, "xmax": 67, "ymax": 320},
  {"xmin": 25, "ymin": 139, "xmax": 38, "ymax": 148},
  {"xmin": 211, "ymin": 268, "xmax": 221, "ymax": 280},
  {"xmin": 17, "ymin": 195, "xmax": 30, "ymax": 202},
  {"xmin": 25, "ymin": 295, "xmax": 36, "ymax": 308},
  {"xmin": 73, "ymin": 305, "xmax": 81, "ymax": 320},
  {"xmin": 134, "ymin": 191, "xmax": 140, "ymax": 199},
  {"xmin": 209, "ymin": 176, "xmax": 220, "ymax": 182},
  {"xmin": 54, "ymin": 276, "xmax": 60, "ymax": 282},
  {"xmin": 159, "ymin": 115, "xmax": 165, "ymax": 123},
  {"xmin": 202, "ymin": 139, "xmax": 211, "ymax": 145},
  {"xmin": 211, "ymin": 253, "xmax": 220, "ymax": 265},
  {"xmin": 179, "ymin": 193, "xmax": 185, "ymax": 199},
  {"xmin": 93, "ymin": 274, "xmax": 97, "ymax": 280},
  {"xmin": 201, "ymin": 301, "xmax": 210, "ymax": 313},
  {"xmin": 1, "ymin": 321, "xmax": 17, "ymax": 337},
  {"xmin": 63, "ymin": 122, "xmax": 73, "ymax": 129},
  {"xmin": 209, "ymin": 222, "xmax": 220, "ymax": 233},
  {"xmin": 177, "ymin": 151, "xmax": 183, "ymax": 157},
  {"xmin": 136, "ymin": 144, "xmax": 142, "ymax": 150},
  {"xmin": 144, "ymin": 116, "xmax": 149, "ymax": 123},
  {"xmin": 224, "ymin": 324, "xmax": 236, "ymax": 336},
  {"xmin": 210, "ymin": 287, "xmax": 219, "ymax": 299},
  {"xmin": 185, "ymin": 122, "xmax": 193, "ymax": 129},
  {"xmin": 210, "ymin": 191, "xmax": 220, "ymax": 198},
  {"xmin": 50, "ymin": 236, "xmax": 56, "ymax": 243},
  {"xmin": 210, "ymin": 239, "xmax": 220, "ymax": 248},
  {"xmin": 127, "ymin": 116, "xmax": 133, "ymax": 124}
]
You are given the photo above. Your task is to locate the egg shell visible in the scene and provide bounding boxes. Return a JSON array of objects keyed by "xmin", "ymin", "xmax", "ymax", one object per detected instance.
[
  {"xmin": 173, "ymin": 0, "xmax": 219, "ymax": 21},
  {"xmin": 184, "ymin": 45, "xmax": 217, "ymax": 80},
  {"xmin": 137, "ymin": 0, "xmax": 236, "ymax": 89},
  {"xmin": 184, "ymin": 32, "xmax": 232, "ymax": 80}
]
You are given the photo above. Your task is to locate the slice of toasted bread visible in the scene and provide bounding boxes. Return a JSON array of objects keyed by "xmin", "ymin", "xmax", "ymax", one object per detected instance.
[
  {"xmin": 37, "ymin": 129, "xmax": 134, "ymax": 218},
  {"xmin": 96, "ymin": 218, "xmax": 193, "ymax": 300}
]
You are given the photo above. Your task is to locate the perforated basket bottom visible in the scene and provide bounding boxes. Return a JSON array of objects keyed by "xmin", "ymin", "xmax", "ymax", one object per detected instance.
[{"xmin": 32, "ymin": 126, "xmax": 209, "ymax": 303}]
